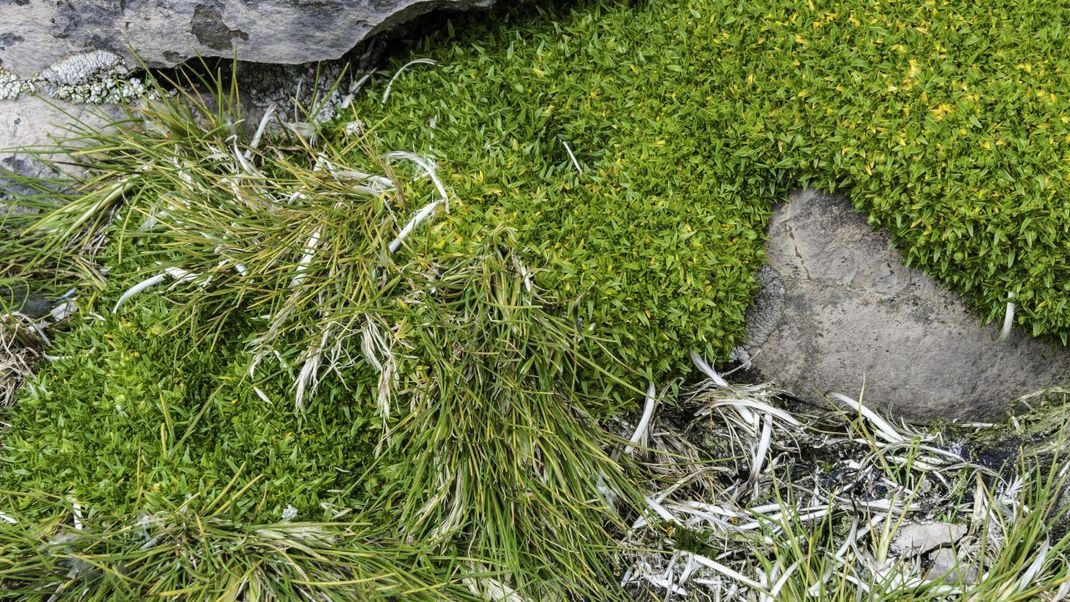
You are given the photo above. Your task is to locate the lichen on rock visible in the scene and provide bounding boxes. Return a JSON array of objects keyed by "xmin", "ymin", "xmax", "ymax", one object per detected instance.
[{"xmin": 1, "ymin": 51, "xmax": 146, "ymax": 104}]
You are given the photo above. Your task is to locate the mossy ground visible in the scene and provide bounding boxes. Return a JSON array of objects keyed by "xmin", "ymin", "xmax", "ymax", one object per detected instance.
[
  {"xmin": 349, "ymin": 0, "xmax": 1070, "ymax": 369},
  {"xmin": 3, "ymin": 0, "xmax": 1070, "ymax": 598},
  {"xmin": 1, "ymin": 299, "xmax": 382, "ymax": 522}
]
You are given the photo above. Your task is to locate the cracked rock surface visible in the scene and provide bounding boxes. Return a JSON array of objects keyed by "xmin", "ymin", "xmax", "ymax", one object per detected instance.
[
  {"xmin": 0, "ymin": 0, "xmax": 495, "ymax": 79},
  {"xmin": 742, "ymin": 189, "xmax": 1070, "ymax": 422}
]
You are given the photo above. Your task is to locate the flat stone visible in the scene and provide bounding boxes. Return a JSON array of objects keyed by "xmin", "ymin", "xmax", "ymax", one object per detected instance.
[
  {"xmin": 0, "ymin": 281, "xmax": 54, "ymax": 319},
  {"xmin": 0, "ymin": 0, "xmax": 496, "ymax": 79},
  {"xmin": 891, "ymin": 522, "xmax": 967, "ymax": 557},
  {"xmin": 742, "ymin": 189, "xmax": 1070, "ymax": 422},
  {"xmin": 925, "ymin": 547, "xmax": 978, "ymax": 585},
  {"xmin": 1, "ymin": 95, "xmax": 120, "ymax": 196}
]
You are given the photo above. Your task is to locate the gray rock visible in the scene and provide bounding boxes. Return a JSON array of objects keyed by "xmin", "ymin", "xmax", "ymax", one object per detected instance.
[
  {"xmin": 0, "ymin": 281, "xmax": 54, "ymax": 319},
  {"xmin": 1, "ymin": 95, "xmax": 120, "ymax": 191},
  {"xmin": 743, "ymin": 189, "xmax": 1070, "ymax": 422},
  {"xmin": 0, "ymin": 0, "xmax": 496, "ymax": 79},
  {"xmin": 891, "ymin": 522, "xmax": 967, "ymax": 557},
  {"xmin": 925, "ymin": 547, "xmax": 978, "ymax": 585}
]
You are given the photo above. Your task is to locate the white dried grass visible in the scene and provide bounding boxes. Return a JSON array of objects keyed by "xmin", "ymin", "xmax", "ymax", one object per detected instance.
[
  {"xmin": 112, "ymin": 267, "xmax": 203, "ymax": 313},
  {"xmin": 384, "ymin": 151, "xmax": 450, "ymax": 210},
  {"xmin": 626, "ymin": 382, "xmax": 658, "ymax": 456},
  {"xmin": 389, "ymin": 199, "xmax": 443, "ymax": 254},
  {"xmin": 246, "ymin": 104, "xmax": 277, "ymax": 156},
  {"xmin": 996, "ymin": 292, "xmax": 1017, "ymax": 343},
  {"xmin": 289, "ymin": 227, "xmax": 322, "ymax": 288},
  {"xmin": 560, "ymin": 139, "xmax": 583, "ymax": 174},
  {"xmin": 0, "ymin": 315, "xmax": 43, "ymax": 406},
  {"xmin": 463, "ymin": 575, "xmax": 528, "ymax": 602},
  {"xmin": 620, "ymin": 369, "xmax": 1044, "ymax": 601},
  {"xmin": 360, "ymin": 319, "xmax": 397, "ymax": 423},
  {"xmin": 381, "ymin": 59, "xmax": 436, "ymax": 104}
]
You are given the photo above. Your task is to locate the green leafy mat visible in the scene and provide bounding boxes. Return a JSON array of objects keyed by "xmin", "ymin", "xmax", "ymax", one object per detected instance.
[
  {"xmin": 349, "ymin": 0, "xmax": 1070, "ymax": 370},
  {"xmin": 3, "ymin": 0, "xmax": 1070, "ymax": 598}
]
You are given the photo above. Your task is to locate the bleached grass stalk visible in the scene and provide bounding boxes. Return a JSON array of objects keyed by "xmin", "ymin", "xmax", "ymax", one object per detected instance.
[
  {"xmin": 464, "ymin": 576, "xmax": 528, "ymax": 602},
  {"xmin": 691, "ymin": 352, "xmax": 762, "ymax": 435},
  {"xmin": 329, "ymin": 168, "xmax": 395, "ymax": 193},
  {"xmin": 829, "ymin": 392, "xmax": 908, "ymax": 445},
  {"xmin": 765, "ymin": 559, "xmax": 802, "ymax": 600},
  {"xmin": 748, "ymin": 414, "xmax": 773, "ymax": 493},
  {"xmin": 294, "ymin": 322, "xmax": 333, "ymax": 410},
  {"xmin": 112, "ymin": 267, "xmax": 201, "ymax": 313},
  {"xmin": 289, "ymin": 227, "xmax": 322, "ymax": 288},
  {"xmin": 230, "ymin": 135, "xmax": 261, "ymax": 176},
  {"xmin": 339, "ymin": 72, "xmax": 374, "ymax": 110},
  {"xmin": 996, "ymin": 292, "xmax": 1016, "ymax": 343},
  {"xmin": 68, "ymin": 497, "xmax": 83, "ymax": 531},
  {"xmin": 1017, "ymin": 539, "xmax": 1050, "ymax": 591},
  {"xmin": 381, "ymin": 59, "xmax": 436, "ymax": 104},
  {"xmin": 560, "ymin": 139, "xmax": 583, "ymax": 174},
  {"xmin": 360, "ymin": 319, "xmax": 396, "ymax": 422},
  {"xmin": 691, "ymin": 351, "xmax": 729, "ymax": 388},
  {"xmin": 627, "ymin": 382, "xmax": 657, "ymax": 456},
  {"xmin": 384, "ymin": 151, "xmax": 450, "ymax": 209},
  {"xmin": 388, "ymin": 199, "xmax": 443, "ymax": 254},
  {"xmin": 689, "ymin": 552, "xmax": 770, "ymax": 595},
  {"xmin": 245, "ymin": 103, "xmax": 277, "ymax": 156},
  {"xmin": 702, "ymin": 397, "xmax": 801, "ymax": 427}
]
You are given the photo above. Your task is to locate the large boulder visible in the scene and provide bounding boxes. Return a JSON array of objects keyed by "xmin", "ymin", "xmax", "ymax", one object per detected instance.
[
  {"xmin": 0, "ymin": 0, "xmax": 494, "ymax": 79},
  {"xmin": 740, "ymin": 189, "xmax": 1070, "ymax": 423}
]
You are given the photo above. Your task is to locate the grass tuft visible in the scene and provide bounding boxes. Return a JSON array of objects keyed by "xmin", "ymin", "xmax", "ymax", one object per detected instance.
[
  {"xmin": 0, "ymin": 499, "xmax": 476, "ymax": 601},
  {"xmin": 373, "ymin": 237, "xmax": 642, "ymax": 598},
  {"xmin": 0, "ymin": 62, "xmax": 647, "ymax": 599}
]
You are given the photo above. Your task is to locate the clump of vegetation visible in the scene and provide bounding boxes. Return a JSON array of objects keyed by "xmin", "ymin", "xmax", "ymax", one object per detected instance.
[
  {"xmin": 0, "ymin": 499, "xmax": 475, "ymax": 600},
  {"xmin": 621, "ymin": 380, "xmax": 1070, "ymax": 600},
  {"xmin": 4, "ymin": 0, "xmax": 1070, "ymax": 599},
  {"xmin": 375, "ymin": 241, "xmax": 642, "ymax": 597},
  {"xmin": 0, "ymin": 298, "xmax": 383, "ymax": 521},
  {"xmin": 0, "ymin": 61, "xmax": 646, "ymax": 598},
  {"xmin": 345, "ymin": 0, "xmax": 1070, "ymax": 368}
]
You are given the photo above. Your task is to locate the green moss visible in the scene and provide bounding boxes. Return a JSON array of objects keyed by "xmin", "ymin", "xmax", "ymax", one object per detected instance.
[
  {"xmin": 0, "ymin": 298, "xmax": 383, "ymax": 522},
  {"xmin": 343, "ymin": 0, "xmax": 1070, "ymax": 380}
]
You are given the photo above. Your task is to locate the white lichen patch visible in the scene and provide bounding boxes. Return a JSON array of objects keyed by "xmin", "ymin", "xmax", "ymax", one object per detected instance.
[
  {"xmin": 0, "ymin": 67, "xmax": 34, "ymax": 101},
  {"xmin": 39, "ymin": 50, "xmax": 127, "ymax": 88},
  {"xmin": 1, "ymin": 50, "xmax": 146, "ymax": 104}
]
